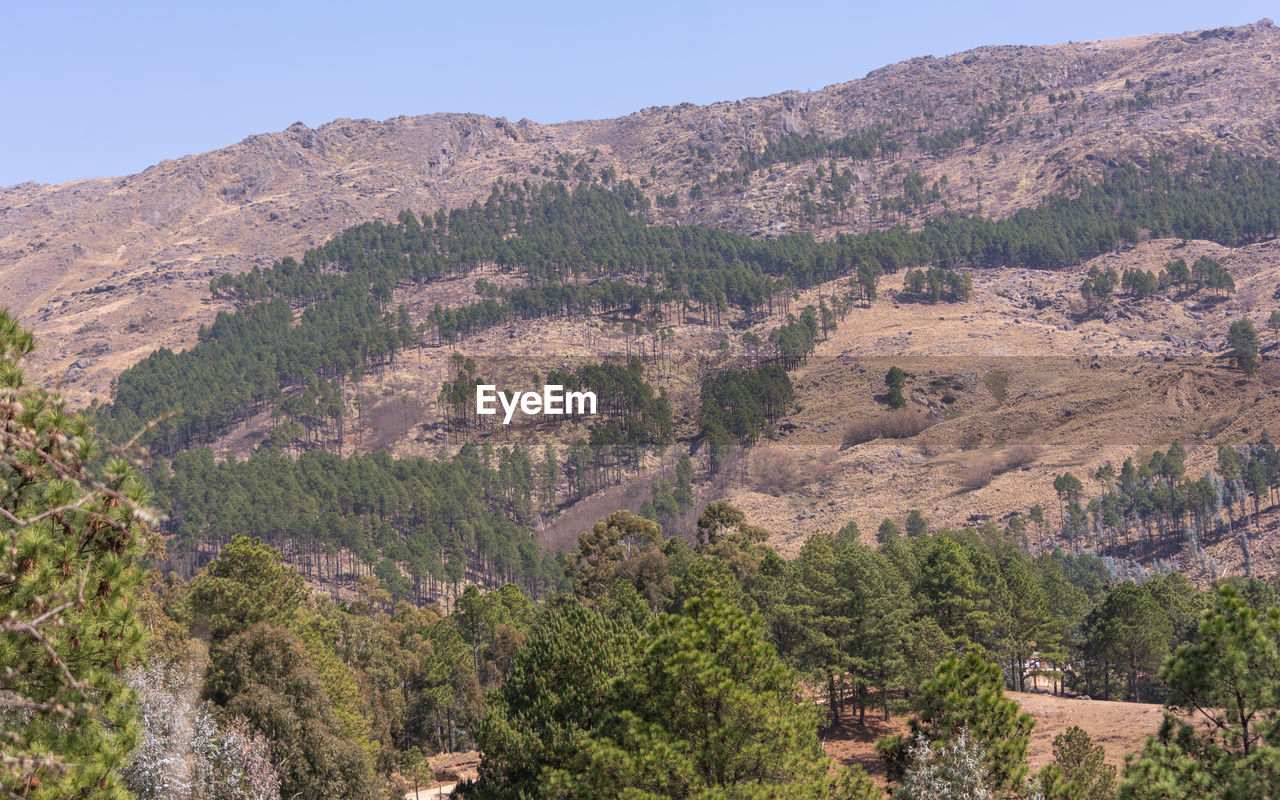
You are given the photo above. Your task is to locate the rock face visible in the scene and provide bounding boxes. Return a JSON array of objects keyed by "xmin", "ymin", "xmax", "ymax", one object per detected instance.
[{"xmin": 2, "ymin": 20, "xmax": 1278, "ymax": 401}]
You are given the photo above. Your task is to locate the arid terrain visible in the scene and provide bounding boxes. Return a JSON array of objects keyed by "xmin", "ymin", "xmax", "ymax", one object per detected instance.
[
  {"xmin": 725, "ymin": 237, "xmax": 1280, "ymax": 569},
  {"xmin": 3, "ymin": 20, "xmax": 1277, "ymax": 406},
  {"xmin": 824, "ymin": 690, "xmax": 1171, "ymax": 794},
  {"xmin": 13, "ymin": 12, "xmax": 1280, "ymax": 800},
  {"xmin": 1, "ymin": 20, "xmax": 1278, "ymax": 584}
]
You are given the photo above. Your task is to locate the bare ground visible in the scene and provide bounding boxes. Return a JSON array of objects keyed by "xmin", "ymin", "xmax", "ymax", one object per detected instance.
[{"xmin": 822, "ymin": 691, "xmax": 1171, "ymax": 795}]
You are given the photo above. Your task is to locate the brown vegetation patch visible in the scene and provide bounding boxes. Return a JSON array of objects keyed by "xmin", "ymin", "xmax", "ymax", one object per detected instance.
[
  {"xmin": 957, "ymin": 442, "xmax": 1045, "ymax": 490},
  {"xmin": 750, "ymin": 447, "xmax": 839, "ymax": 496},
  {"xmin": 843, "ymin": 409, "xmax": 933, "ymax": 446},
  {"xmin": 365, "ymin": 395, "xmax": 427, "ymax": 451}
]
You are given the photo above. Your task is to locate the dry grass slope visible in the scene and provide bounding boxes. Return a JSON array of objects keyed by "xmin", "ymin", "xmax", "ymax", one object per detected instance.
[{"xmin": 1, "ymin": 21, "xmax": 1278, "ymax": 403}]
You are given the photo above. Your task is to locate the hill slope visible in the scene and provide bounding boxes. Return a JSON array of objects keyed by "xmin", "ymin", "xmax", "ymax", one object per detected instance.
[{"xmin": 2, "ymin": 19, "xmax": 1278, "ymax": 402}]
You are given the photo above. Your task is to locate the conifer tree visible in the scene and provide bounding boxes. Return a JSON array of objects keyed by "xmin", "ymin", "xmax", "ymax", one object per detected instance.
[
  {"xmin": 547, "ymin": 592, "xmax": 879, "ymax": 799},
  {"xmin": 906, "ymin": 509, "xmax": 928, "ymax": 538},
  {"xmin": 1120, "ymin": 586, "xmax": 1280, "ymax": 799},
  {"xmin": 186, "ymin": 535, "xmax": 307, "ymax": 639},
  {"xmin": 879, "ymin": 518, "xmax": 903, "ymax": 544},
  {"xmin": 1, "ymin": 311, "xmax": 154, "ymax": 799},
  {"xmin": 468, "ymin": 600, "xmax": 639, "ymax": 800},
  {"xmin": 1227, "ymin": 318, "xmax": 1261, "ymax": 376},
  {"xmin": 879, "ymin": 652, "xmax": 1034, "ymax": 794},
  {"xmin": 886, "ymin": 366, "xmax": 908, "ymax": 409},
  {"xmin": 1038, "ymin": 726, "xmax": 1115, "ymax": 800}
]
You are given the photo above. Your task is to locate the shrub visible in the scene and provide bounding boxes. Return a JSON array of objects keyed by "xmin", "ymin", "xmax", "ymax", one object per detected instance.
[
  {"xmin": 896, "ymin": 730, "xmax": 992, "ymax": 800},
  {"xmin": 960, "ymin": 453, "xmax": 999, "ymax": 490},
  {"xmin": 751, "ymin": 448, "xmax": 837, "ymax": 495},
  {"xmin": 1002, "ymin": 443, "xmax": 1043, "ymax": 470},
  {"xmin": 752, "ymin": 449, "xmax": 803, "ymax": 495},
  {"xmin": 960, "ymin": 444, "xmax": 1042, "ymax": 489},
  {"xmin": 844, "ymin": 409, "xmax": 932, "ymax": 446}
]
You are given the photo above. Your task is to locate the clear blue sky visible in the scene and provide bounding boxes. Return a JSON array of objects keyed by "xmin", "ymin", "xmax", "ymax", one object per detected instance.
[{"xmin": 2, "ymin": 1, "xmax": 1274, "ymax": 187}]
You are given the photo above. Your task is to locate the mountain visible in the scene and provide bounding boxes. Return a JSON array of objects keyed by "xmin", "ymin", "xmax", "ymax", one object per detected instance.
[{"xmin": 2, "ymin": 19, "xmax": 1277, "ymax": 402}]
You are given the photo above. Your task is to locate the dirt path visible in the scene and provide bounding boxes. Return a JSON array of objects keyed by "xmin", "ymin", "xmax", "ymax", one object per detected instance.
[{"xmin": 405, "ymin": 783, "xmax": 456, "ymax": 799}]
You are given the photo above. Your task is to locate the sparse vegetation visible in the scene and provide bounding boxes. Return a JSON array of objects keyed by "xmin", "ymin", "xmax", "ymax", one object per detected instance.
[
  {"xmin": 750, "ymin": 447, "xmax": 836, "ymax": 495},
  {"xmin": 843, "ymin": 408, "xmax": 933, "ymax": 445}
]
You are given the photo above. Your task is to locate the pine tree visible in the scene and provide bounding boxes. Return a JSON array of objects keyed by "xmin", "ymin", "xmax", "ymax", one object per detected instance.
[
  {"xmin": 886, "ymin": 366, "xmax": 908, "ymax": 409},
  {"xmin": 546, "ymin": 592, "xmax": 879, "ymax": 799},
  {"xmin": 1086, "ymin": 582, "xmax": 1172, "ymax": 702},
  {"xmin": 468, "ymin": 600, "xmax": 639, "ymax": 800},
  {"xmin": 1227, "ymin": 317, "xmax": 1261, "ymax": 376},
  {"xmin": 1120, "ymin": 586, "xmax": 1280, "ymax": 799},
  {"xmin": 1038, "ymin": 726, "xmax": 1115, "ymax": 800},
  {"xmin": 879, "ymin": 652, "xmax": 1034, "ymax": 794},
  {"xmin": 1, "ymin": 311, "xmax": 154, "ymax": 800},
  {"xmin": 879, "ymin": 518, "xmax": 903, "ymax": 544},
  {"xmin": 187, "ymin": 535, "xmax": 307, "ymax": 639},
  {"xmin": 1160, "ymin": 585, "xmax": 1280, "ymax": 758},
  {"xmin": 906, "ymin": 509, "xmax": 928, "ymax": 538}
]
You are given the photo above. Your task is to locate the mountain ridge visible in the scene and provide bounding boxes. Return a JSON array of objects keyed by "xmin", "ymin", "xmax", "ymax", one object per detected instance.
[{"xmin": 1, "ymin": 18, "xmax": 1277, "ymax": 401}]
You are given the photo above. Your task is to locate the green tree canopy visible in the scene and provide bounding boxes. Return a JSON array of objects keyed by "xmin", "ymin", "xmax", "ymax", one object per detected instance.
[
  {"xmin": 206, "ymin": 622, "xmax": 378, "ymax": 800},
  {"xmin": 565, "ymin": 510, "xmax": 667, "ymax": 608},
  {"xmin": 1039, "ymin": 725, "xmax": 1116, "ymax": 800},
  {"xmin": 0, "ymin": 310, "xmax": 152, "ymax": 799},
  {"xmin": 879, "ymin": 652, "xmax": 1034, "ymax": 794},
  {"xmin": 467, "ymin": 599, "xmax": 640, "ymax": 800},
  {"xmin": 1227, "ymin": 317, "xmax": 1261, "ymax": 376},
  {"xmin": 1120, "ymin": 586, "xmax": 1280, "ymax": 799},
  {"xmin": 547, "ymin": 592, "xmax": 878, "ymax": 799}
]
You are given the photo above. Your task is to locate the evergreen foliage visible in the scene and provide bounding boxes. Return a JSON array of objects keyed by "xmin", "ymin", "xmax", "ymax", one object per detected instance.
[
  {"xmin": 0, "ymin": 311, "xmax": 153, "ymax": 800},
  {"xmin": 1048, "ymin": 438, "xmax": 1279, "ymax": 568},
  {"xmin": 886, "ymin": 366, "xmax": 908, "ymax": 409},
  {"xmin": 1119, "ymin": 586, "xmax": 1280, "ymax": 799},
  {"xmin": 99, "ymin": 150, "xmax": 1280, "ymax": 452},
  {"xmin": 186, "ymin": 535, "xmax": 306, "ymax": 638},
  {"xmin": 879, "ymin": 652, "xmax": 1034, "ymax": 794},
  {"xmin": 543, "ymin": 592, "xmax": 879, "ymax": 799},
  {"xmin": 902, "ymin": 267, "xmax": 974, "ymax": 303},
  {"xmin": 205, "ymin": 622, "xmax": 380, "ymax": 800},
  {"xmin": 465, "ymin": 600, "xmax": 641, "ymax": 800},
  {"xmin": 1227, "ymin": 318, "xmax": 1261, "ymax": 376},
  {"xmin": 700, "ymin": 364, "xmax": 795, "ymax": 453},
  {"xmin": 563, "ymin": 510, "xmax": 666, "ymax": 608},
  {"xmin": 154, "ymin": 446, "xmax": 564, "ymax": 600},
  {"xmin": 1038, "ymin": 726, "xmax": 1116, "ymax": 800}
]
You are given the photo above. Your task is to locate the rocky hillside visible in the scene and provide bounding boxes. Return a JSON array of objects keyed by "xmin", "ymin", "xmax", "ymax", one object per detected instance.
[{"xmin": 1, "ymin": 19, "xmax": 1278, "ymax": 402}]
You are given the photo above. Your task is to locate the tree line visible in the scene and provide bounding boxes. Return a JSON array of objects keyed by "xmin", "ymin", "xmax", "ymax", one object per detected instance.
[
  {"xmin": 1081, "ymin": 254, "xmax": 1235, "ymax": 307},
  {"xmin": 96, "ymin": 148, "xmax": 1280, "ymax": 454},
  {"xmin": 1041, "ymin": 437, "xmax": 1280, "ymax": 577},
  {"xmin": 152, "ymin": 445, "xmax": 565, "ymax": 602}
]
